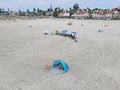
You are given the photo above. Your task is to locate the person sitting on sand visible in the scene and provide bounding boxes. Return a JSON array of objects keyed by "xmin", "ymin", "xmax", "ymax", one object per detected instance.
[
  {"xmin": 55, "ymin": 30, "xmax": 59, "ymax": 35},
  {"xmin": 72, "ymin": 34, "xmax": 76, "ymax": 39},
  {"xmin": 68, "ymin": 34, "xmax": 72, "ymax": 38},
  {"xmin": 58, "ymin": 63, "xmax": 64, "ymax": 70}
]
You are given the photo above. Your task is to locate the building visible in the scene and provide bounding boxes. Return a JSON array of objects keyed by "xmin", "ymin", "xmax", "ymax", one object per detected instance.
[
  {"xmin": 92, "ymin": 9, "xmax": 112, "ymax": 20},
  {"xmin": 9, "ymin": 11, "xmax": 18, "ymax": 16},
  {"xmin": 105, "ymin": 11, "xmax": 112, "ymax": 20},
  {"xmin": 112, "ymin": 7, "xmax": 120, "ymax": 18},
  {"xmin": 92, "ymin": 9, "xmax": 105, "ymax": 20},
  {"xmin": 71, "ymin": 10, "xmax": 89, "ymax": 19},
  {"xmin": 0, "ymin": 11, "xmax": 10, "ymax": 15},
  {"xmin": 58, "ymin": 10, "xmax": 70, "ymax": 17}
]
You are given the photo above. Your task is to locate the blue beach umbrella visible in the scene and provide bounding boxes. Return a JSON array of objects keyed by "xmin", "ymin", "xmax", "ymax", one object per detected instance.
[
  {"xmin": 62, "ymin": 30, "xmax": 68, "ymax": 34},
  {"xmin": 51, "ymin": 59, "xmax": 69, "ymax": 74}
]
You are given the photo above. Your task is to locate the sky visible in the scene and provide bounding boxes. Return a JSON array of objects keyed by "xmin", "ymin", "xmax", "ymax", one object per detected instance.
[{"xmin": 0, "ymin": 0, "xmax": 120, "ymax": 11}]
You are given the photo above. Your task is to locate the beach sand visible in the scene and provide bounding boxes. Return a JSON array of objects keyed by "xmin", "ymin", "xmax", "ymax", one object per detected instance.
[{"xmin": 0, "ymin": 18, "xmax": 120, "ymax": 90}]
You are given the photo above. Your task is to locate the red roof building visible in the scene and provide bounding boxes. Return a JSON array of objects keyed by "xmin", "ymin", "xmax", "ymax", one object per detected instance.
[
  {"xmin": 71, "ymin": 10, "xmax": 89, "ymax": 19},
  {"xmin": 58, "ymin": 10, "xmax": 70, "ymax": 17},
  {"xmin": 92, "ymin": 9, "xmax": 112, "ymax": 20},
  {"xmin": 112, "ymin": 7, "xmax": 120, "ymax": 11},
  {"xmin": 112, "ymin": 7, "xmax": 120, "ymax": 18}
]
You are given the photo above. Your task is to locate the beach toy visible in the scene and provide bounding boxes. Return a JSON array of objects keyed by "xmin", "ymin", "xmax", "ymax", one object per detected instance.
[
  {"xmin": 98, "ymin": 29, "xmax": 101, "ymax": 32},
  {"xmin": 98, "ymin": 29, "xmax": 103, "ymax": 32},
  {"xmin": 74, "ymin": 38, "xmax": 78, "ymax": 42},
  {"xmin": 98, "ymin": 29, "xmax": 102, "ymax": 32},
  {"xmin": 44, "ymin": 30, "xmax": 49, "ymax": 35},
  {"xmin": 45, "ymin": 64, "xmax": 51, "ymax": 70},
  {"xmin": 51, "ymin": 59, "xmax": 69, "ymax": 74}
]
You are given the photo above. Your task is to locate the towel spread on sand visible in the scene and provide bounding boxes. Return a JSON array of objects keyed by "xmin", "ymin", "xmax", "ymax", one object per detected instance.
[{"xmin": 51, "ymin": 68, "xmax": 65, "ymax": 74}]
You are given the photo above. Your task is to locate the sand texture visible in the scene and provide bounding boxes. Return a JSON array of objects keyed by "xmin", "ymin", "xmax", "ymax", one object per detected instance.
[{"xmin": 0, "ymin": 19, "xmax": 120, "ymax": 90}]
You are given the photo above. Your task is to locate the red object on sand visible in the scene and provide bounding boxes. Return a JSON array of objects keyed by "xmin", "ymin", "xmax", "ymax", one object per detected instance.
[
  {"xmin": 45, "ymin": 64, "xmax": 51, "ymax": 69},
  {"xmin": 104, "ymin": 25, "xmax": 108, "ymax": 27},
  {"xmin": 67, "ymin": 22, "xmax": 72, "ymax": 25}
]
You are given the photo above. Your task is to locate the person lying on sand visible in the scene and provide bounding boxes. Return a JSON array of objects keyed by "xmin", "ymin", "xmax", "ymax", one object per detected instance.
[{"xmin": 45, "ymin": 63, "xmax": 64, "ymax": 70}]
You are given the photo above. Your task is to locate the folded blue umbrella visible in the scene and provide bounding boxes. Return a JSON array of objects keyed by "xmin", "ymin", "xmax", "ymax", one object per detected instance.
[
  {"xmin": 72, "ymin": 32, "xmax": 77, "ymax": 34},
  {"xmin": 51, "ymin": 59, "xmax": 69, "ymax": 74}
]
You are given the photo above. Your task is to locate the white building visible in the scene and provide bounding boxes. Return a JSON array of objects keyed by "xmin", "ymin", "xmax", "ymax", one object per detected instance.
[
  {"xmin": 9, "ymin": 11, "xmax": 18, "ymax": 16},
  {"xmin": 105, "ymin": 12, "xmax": 112, "ymax": 20},
  {"xmin": 92, "ymin": 10, "xmax": 112, "ymax": 20},
  {"xmin": 113, "ymin": 11, "xmax": 120, "ymax": 18},
  {"xmin": 92, "ymin": 13, "xmax": 105, "ymax": 20},
  {"xmin": 112, "ymin": 7, "xmax": 120, "ymax": 18},
  {"xmin": 58, "ymin": 11, "xmax": 70, "ymax": 17},
  {"xmin": 71, "ymin": 10, "xmax": 89, "ymax": 19}
]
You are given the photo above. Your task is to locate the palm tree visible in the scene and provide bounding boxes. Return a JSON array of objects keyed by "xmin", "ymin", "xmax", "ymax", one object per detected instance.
[
  {"xmin": 87, "ymin": 7, "xmax": 92, "ymax": 19},
  {"xmin": 37, "ymin": 8, "xmax": 40, "ymax": 13},
  {"xmin": 18, "ymin": 9, "xmax": 22, "ymax": 16},
  {"xmin": 57, "ymin": 7, "xmax": 61, "ymax": 12},
  {"xmin": 7, "ymin": 8, "xmax": 9, "ymax": 12},
  {"xmin": 2, "ymin": 8, "xmax": 4, "ymax": 11},
  {"xmin": 53, "ymin": 7, "xmax": 58, "ymax": 17},
  {"xmin": 33, "ymin": 8, "xmax": 36, "ymax": 12},
  {"xmin": 73, "ymin": 3, "xmax": 79, "ymax": 11},
  {"xmin": 27, "ymin": 9, "xmax": 30, "ymax": 16},
  {"xmin": 33, "ymin": 8, "xmax": 36, "ymax": 15},
  {"xmin": 37, "ymin": 8, "xmax": 40, "ymax": 16},
  {"xmin": 0, "ymin": 8, "xmax": 2, "ymax": 13},
  {"xmin": 69, "ymin": 7, "xmax": 75, "ymax": 17},
  {"xmin": 68, "ymin": 3, "xmax": 79, "ymax": 18}
]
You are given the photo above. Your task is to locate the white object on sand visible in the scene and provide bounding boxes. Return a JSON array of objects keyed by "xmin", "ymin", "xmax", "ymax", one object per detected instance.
[{"xmin": 51, "ymin": 68, "xmax": 65, "ymax": 74}]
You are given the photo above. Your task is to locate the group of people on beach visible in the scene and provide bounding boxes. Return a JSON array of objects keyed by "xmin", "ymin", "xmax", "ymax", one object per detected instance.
[
  {"xmin": 44, "ymin": 30, "xmax": 78, "ymax": 42},
  {"xmin": 54, "ymin": 30, "xmax": 78, "ymax": 42}
]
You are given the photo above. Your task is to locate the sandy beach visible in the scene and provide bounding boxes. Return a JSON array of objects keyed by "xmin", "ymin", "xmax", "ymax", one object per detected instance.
[{"xmin": 0, "ymin": 18, "xmax": 120, "ymax": 90}]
